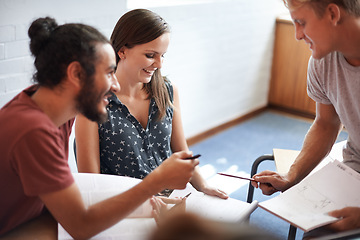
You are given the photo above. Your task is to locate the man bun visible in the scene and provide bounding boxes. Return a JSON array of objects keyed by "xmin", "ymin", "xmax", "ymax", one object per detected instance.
[{"xmin": 28, "ymin": 17, "xmax": 58, "ymax": 57}]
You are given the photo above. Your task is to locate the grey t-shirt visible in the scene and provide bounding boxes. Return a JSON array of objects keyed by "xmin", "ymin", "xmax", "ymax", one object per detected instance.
[{"xmin": 307, "ymin": 51, "xmax": 360, "ymax": 172}]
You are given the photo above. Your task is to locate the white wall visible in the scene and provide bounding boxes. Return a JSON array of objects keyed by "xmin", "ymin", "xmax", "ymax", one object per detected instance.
[
  {"xmin": 0, "ymin": 0, "xmax": 287, "ymax": 170},
  {"xmin": 148, "ymin": 0, "xmax": 287, "ymax": 137},
  {"xmin": 0, "ymin": 0, "xmax": 128, "ymax": 106}
]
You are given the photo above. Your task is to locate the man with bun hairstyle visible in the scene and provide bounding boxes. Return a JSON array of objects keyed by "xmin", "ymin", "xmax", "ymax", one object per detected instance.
[{"xmin": 0, "ymin": 17, "xmax": 198, "ymax": 238}]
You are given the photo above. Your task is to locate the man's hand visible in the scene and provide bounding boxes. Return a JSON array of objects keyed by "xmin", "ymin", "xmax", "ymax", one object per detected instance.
[
  {"xmin": 150, "ymin": 151, "xmax": 199, "ymax": 191},
  {"xmin": 327, "ymin": 207, "xmax": 360, "ymax": 231},
  {"xmin": 252, "ymin": 170, "xmax": 292, "ymax": 195}
]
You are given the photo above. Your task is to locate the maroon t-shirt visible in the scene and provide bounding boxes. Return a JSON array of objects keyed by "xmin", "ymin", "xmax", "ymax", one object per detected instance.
[{"xmin": 0, "ymin": 86, "xmax": 74, "ymax": 234}]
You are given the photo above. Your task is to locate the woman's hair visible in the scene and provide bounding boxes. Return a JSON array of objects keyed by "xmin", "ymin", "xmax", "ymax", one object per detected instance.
[
  {"xmin": 110, "ymin": 9, "xmax": 172, "ymax": 120},
  {"xmin": 28, "ymin": 17, "xmax": 110, "ymax": 88},
  {"xmin": 283, "ymin": 0, "xmax": 360, "ymax": 17}
]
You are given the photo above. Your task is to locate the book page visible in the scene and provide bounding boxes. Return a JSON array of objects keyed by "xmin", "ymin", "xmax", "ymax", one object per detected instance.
[
  {"xmin": 58, "ymin": 173, "xmax": 154, "ymax": 239},
  {"xmin": 170, "ymin": 184, "xmax": 258, "ymax": 223},
  {"xmin": 73, "ymin": 173, "xmax": 152, "ymax": 218},
  {"xmin": 259, "ymin": 160, "xmax": 360, "ymax": 232},
  {"xmin": 58, "ymin": 218, "xmax": 156, "ymax": 240}
]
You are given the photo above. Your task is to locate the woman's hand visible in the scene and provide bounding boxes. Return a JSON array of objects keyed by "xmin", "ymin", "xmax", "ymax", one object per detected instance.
[
  {"xmin": 150, "ymin": 196, "xmax": 186, "ymax": 226},
  {"xmin": 201, "ymin": 185, "xmax": 228, "ymax": 199}
]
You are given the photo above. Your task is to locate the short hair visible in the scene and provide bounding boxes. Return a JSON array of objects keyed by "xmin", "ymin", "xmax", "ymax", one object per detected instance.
[
  {"xmin": 283, "ymin": 0, "xmax": 360, "ymax": 17},
  {"xmin": 28, "ymin": 17, "xmax": 110, "ymax": 88}
]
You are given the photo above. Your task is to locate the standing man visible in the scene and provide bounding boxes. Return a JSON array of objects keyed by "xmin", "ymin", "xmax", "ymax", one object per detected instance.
[
  {"xmin": 253, "ymin": 0, "xmax": 360, "ymax": 235},
  {"xmin": 0, "ymin": 17, "xmax": 198, "ymax": 238}
]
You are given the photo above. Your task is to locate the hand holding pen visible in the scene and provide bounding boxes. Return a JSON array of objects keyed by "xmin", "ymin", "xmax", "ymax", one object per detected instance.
[
  {"xmin": 251, "ymin": 171, "xmax": 290, "ymax": 195},
  {"xmin": 157, "ymin": 151, "xmax": 199, "ymax": 190},
  {"xmin": 217, "ymin": 172, "xmax": 274, "ymax": 188},
  {"xmin": 182, "ymin": 192, "xmax": 191, "ymax": 199},
  {"xmin": 184, "ymin": 154, "xmax": 201, "ymax": 160},
  {"xmin": 217, "ymin": 172, "xmax": 256, "ymax": 182}
]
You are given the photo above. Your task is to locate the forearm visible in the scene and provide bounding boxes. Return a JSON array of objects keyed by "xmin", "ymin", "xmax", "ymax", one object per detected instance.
[
  {"xmin": 42, "ymin": 152, "xmax": 196, "ymax": 239},
  {"xmin": 54, "ymin": 174, "xmax": 163, "ymax": 239},
  {"xmin": 287, "ymin": 119, "xmax": 342, "ymax": 186},
  {"xmin": 80, "ymin": 178, "xmax": 161, "ymax": 237},
  {"xmin": 75, "ymin": 114, "xmax": 101, "ymax": 173},
  {"xmin": 189, "ymin": 163, "xmax": 229, "ymax": 199},
  {"xmin": 189, "ymin": 166, "xmax": 207, "ymax": 191},
  {"xmin": 80, "ymin": 151, "xmax": 196, "ymax": 236}
]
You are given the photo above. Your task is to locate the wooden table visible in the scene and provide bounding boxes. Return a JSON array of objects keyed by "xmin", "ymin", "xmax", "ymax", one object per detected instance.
[
  {"xmin": 273, "ymin": 140, "xmax": 346, "ymax": 175},
  {"xmin": 1, "ymin": 141, "xmax": 346, "ymax": 239}
]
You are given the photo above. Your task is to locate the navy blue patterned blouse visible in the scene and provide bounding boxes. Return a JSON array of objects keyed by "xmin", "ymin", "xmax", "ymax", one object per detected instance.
[{"xmin": 98, "ymin": 81, "xmax": 174, "ymax": 179}]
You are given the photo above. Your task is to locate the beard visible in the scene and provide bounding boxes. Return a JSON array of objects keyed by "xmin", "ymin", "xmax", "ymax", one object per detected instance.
[{"xmin": 75, "ymin": 76, "xmax": 109, "ymax": 124}]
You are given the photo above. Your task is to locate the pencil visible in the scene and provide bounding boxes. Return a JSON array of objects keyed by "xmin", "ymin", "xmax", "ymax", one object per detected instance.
[{"xmin": 217, "ymin": 172, "xmax": 257, "ymax": 182}]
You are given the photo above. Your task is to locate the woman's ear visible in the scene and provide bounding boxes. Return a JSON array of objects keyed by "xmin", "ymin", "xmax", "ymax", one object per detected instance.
[
  {"xmin": 117, "ymin": 46, "xmax": 127, "ymax": 60},
  {"xmin": 66, "ymin": 61, "xmax": 83, "ymax": 89},
  {"xmin": 327, "ymin": 3, "xmax": 341, "ymax": 26}
]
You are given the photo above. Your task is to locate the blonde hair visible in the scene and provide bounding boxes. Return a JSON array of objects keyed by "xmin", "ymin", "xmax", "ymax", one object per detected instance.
[{"xmin": 283, "ymin": 0, "xmax": 360, "ymax": 17}]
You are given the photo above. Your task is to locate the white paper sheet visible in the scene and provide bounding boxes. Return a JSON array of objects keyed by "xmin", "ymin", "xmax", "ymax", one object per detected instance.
[
  {"xmin": 58, "ymin": 173, "xmax": 155, "ymax": 239},
  {"xmin": 170, "ymin": 184, "xmax": 258, "ymax": 223},
  {"xmin": 58, "ymin": 218, "xmax": 156, "ymax": 240},
  {"xmin": 259, "ymin": 160, "xmax": 360, "ymax": 232}
]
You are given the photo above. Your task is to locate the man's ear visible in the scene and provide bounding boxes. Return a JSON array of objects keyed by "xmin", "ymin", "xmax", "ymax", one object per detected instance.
[
  {"xmin": 327, "ymin": 3, "xmax": 341, "ymax": 26},
  {"xmin": 66, "ymin": 61, "xmax": 83, "ymax": 89}
]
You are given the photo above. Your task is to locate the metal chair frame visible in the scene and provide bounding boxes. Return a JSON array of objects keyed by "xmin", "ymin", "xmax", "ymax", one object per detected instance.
[{"xmin": 246, "ymin": 154, "xmax": 297, "ymax": 240}]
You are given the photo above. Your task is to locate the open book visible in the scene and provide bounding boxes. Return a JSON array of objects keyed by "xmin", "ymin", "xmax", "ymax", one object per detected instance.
[
  {"xmin": 259, "ymin": 160, "xmax": 360, "ymax": 232},
  {"xmin": 58, "ymin": 173, "xmax": 156, "ymax": 240},
  {"xmin": 170, "ymin": 184, "xmax": 258, "ymax": 223}
]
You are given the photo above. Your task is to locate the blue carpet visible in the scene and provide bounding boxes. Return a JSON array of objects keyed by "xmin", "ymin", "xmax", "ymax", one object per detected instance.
[{"xmin": 189, "ymin": 110, "xmax": 348, "ymax": 240}]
